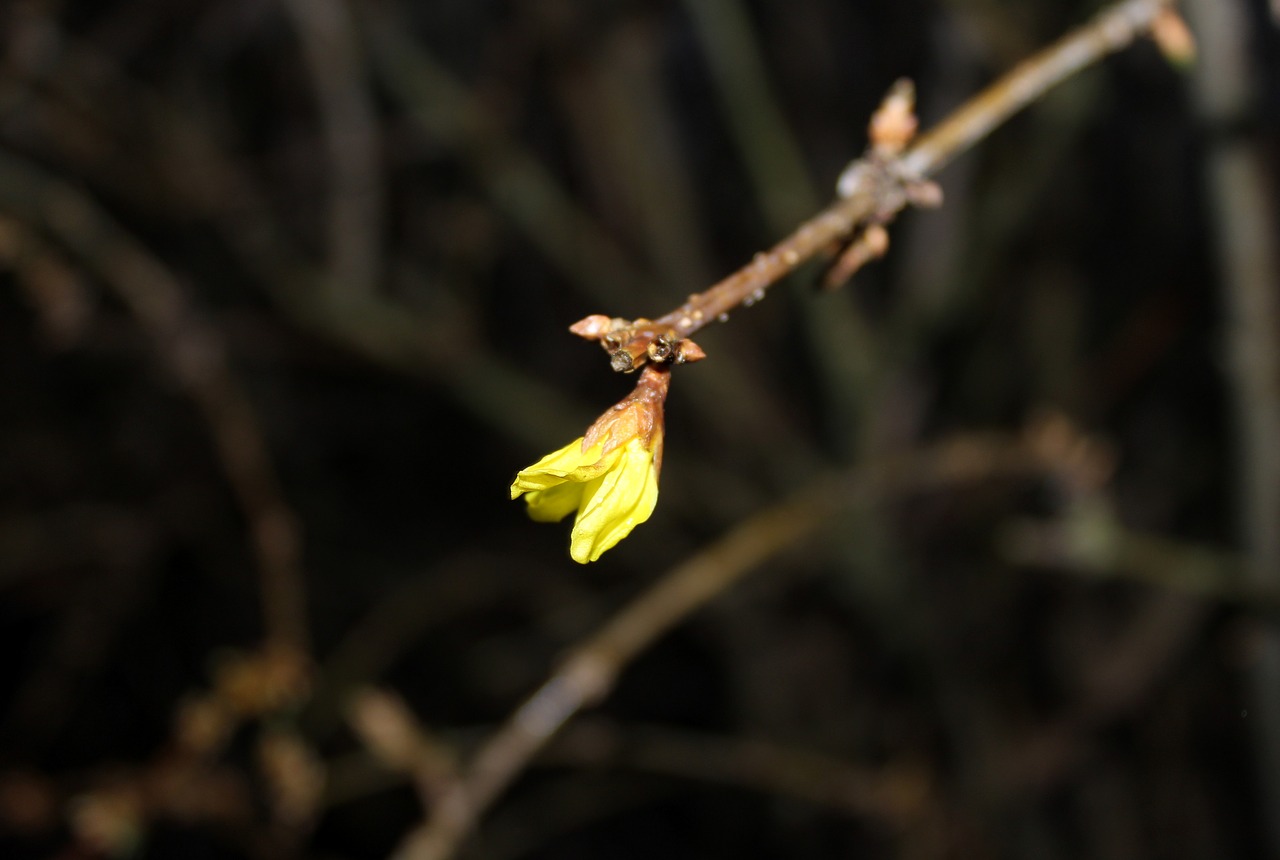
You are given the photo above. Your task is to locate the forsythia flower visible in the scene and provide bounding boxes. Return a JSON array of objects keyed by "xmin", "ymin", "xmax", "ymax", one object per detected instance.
[{"xmin": 511, "ymin": 366, "xmax": 669, "ymax": 563}]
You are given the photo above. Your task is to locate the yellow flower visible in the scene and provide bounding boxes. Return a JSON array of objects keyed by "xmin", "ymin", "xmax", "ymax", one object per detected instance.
[
  {"xmin": 511, "ymin": 432, "xmax": 661, "ymax": 564},
  {"xmin": 511, "ymin": 365, "xmax": 670, "ymax": 563}
]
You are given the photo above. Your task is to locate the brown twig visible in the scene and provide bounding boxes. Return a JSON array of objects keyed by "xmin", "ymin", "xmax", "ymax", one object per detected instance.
[
  {"xmin": 598, "ymin": 0, "xmax": 1177, "ymax": 372},
  {"xmin": 391, "ymin": 435, "xmax": 1045, "ymax": 860}
]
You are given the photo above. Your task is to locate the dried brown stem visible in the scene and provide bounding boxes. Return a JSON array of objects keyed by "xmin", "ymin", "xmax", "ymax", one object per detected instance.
[
  {"xmin": 391, "ymin": 436, "xmax": 1045, "ymax": 860},
  {"xmin": 603, "ymin": 0, "xmax": 1176, "ymax": 372}
]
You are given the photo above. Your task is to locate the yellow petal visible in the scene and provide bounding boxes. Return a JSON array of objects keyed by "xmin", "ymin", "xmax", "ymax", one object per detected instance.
[
  {"xmin": 569, "ymin": 437, "xmax": 659, "ymax": 563},
  {"xmin": 523, "ymin": 481, "xmax": 587, "ymax": 523},
  {"xmin": 510, "ymin": 438, "xmax": 621, "ymax": 498}
]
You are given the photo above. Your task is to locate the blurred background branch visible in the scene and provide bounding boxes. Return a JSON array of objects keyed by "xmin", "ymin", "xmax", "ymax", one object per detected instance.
[{"xmin": 1183, "ymin": 0, "xmax": 1280, "ymax": 854}]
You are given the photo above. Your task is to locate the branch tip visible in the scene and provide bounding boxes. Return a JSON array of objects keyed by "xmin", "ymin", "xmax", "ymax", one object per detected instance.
[
  {"xmin": 869, "ymin": 78, "xmax": 919, "ymax": 156},
  {"xmin": 1151, "ymin": 7, "xmax": 1196, "ymax": 66},
  {"xmin": 568, "ymin": 314, "xmax": 615, "ymax": 340}
]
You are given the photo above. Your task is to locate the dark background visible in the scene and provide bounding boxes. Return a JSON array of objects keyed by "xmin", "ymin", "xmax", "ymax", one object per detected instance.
[{"xmin": 2, "ymin": 1, "xmax": 1279, "ymax": 858}]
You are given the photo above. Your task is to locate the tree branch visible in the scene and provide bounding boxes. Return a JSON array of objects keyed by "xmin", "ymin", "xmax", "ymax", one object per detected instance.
[{"xmin": 598, "ymin": 0, "xmax": 1178, "ymax": 372}]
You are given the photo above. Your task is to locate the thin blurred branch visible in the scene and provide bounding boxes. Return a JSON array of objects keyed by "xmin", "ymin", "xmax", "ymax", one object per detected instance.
[
  {"xmin": 336, "ymin": 719, "xmax": 945, "ymax": 859},
  {"xmin": 681, "ymin": 0, "xmax": 819, "ymax": 226},
  {"xmin": 548, "ymin": 718, "xmax": 933, "ymax": 825},
  {"xmin": 1184, "ymin": 0, "xmax": 1280, "ymax": 851},
  {"xmin": 279, "ymin": 0, "xmax": 384, "ymax": 300},
  {"xmin": 346, "ymin": 688, "xmax": 459, "ymax": 805},
  {"xmin": 0, "ymin": 22, "xmax": 587, "ymax": 449},
  {"xmin": 308, "ymin": 551, "xmax": 582, "ymax": 737},
  {"xmin": 0, "ymin": 151, "xmax": 310, "ymax": 655},
  {"xmin": 1002, "ymin": 514, "xmax": 1280, "ymax": 615},
  {"xmin": 391, "ymin": 434, "xmax": 1045, "ymax": 860}
]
